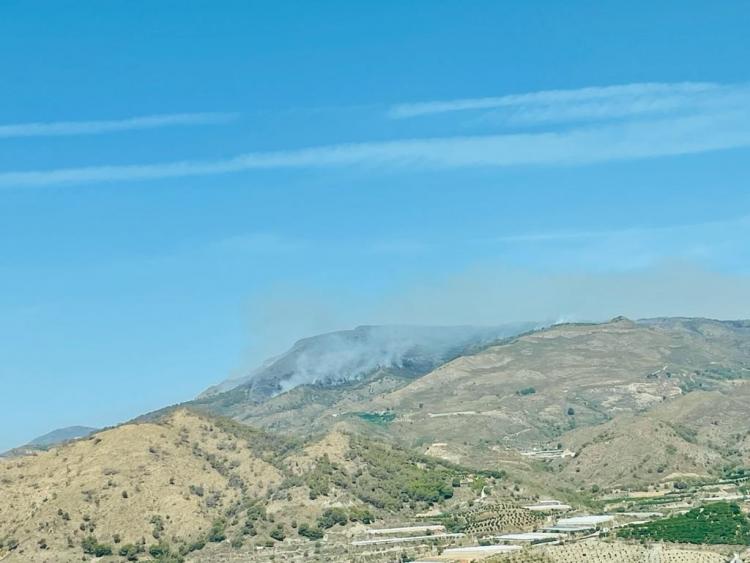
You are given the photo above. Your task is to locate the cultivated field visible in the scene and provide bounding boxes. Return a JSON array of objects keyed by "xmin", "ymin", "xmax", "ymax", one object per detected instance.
[{"xmin": 490, "ymin": 541, "xmax": 734, "ymax": 563}]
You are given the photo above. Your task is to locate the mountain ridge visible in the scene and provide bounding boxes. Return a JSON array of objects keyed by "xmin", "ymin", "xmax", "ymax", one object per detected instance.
[{"xmin": 199, "ymin": 322, "xmax": 540, "ymax": 400}]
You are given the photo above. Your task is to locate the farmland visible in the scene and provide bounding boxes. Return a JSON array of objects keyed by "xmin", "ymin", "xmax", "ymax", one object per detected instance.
[{"xmin": 618, "ymin": 502, "xmax": 750, "ymax": 545}]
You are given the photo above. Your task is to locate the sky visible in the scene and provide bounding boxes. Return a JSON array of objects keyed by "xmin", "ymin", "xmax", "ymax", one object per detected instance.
[{"xmin": 1, "ymin": 1, "xmax": 750, "ymax": 451}]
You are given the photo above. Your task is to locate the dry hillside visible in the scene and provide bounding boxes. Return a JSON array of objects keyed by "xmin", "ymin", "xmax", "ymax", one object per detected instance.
[
  {"xmin": 0, "ymin": 410, "xmax": 283, "ymax": 562},
  {"xmin": 0, "ymin": 410, "xmax": 504, "ymax": 562}
]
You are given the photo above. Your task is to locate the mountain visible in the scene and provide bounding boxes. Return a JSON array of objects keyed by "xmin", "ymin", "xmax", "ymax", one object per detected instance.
[
  {"xmin": 199, "ymin": 323, "xmax": 539, "ymax": 399},
  {"xmin": 351, "ymin": 317, "xmax": 750, "ymax": 486},
  {"xmin": 1, "ymin": 426, "xmax": 98, "ymax": 458},
  {"xmin": 0, "ymin": 409, "xmax": 511, "ymax": 563},
  {"xmin": 189, "ymin": 317, "xmax": 750, "ymax": 490}
]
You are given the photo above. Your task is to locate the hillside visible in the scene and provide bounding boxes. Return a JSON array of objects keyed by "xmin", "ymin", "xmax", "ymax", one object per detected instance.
[
  {"xmin": 186, "ymin": 317, "xmax": 750, "ymax": 490},
  {"xmin": 362, "ymin": 317, "xmax": 750, "ymax": 487},
  {"xmin": 558, "ymin": 383, "xmax": 750, "ymax": 488},
  {"xmin": 0, "ymin": 409, "xmax": 506, "ymax": 563}
]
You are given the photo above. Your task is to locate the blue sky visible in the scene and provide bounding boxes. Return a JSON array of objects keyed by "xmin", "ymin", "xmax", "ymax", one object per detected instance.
[{"xmin": 2, "ymin": 1, "xmax": 750, "ymax": 450}]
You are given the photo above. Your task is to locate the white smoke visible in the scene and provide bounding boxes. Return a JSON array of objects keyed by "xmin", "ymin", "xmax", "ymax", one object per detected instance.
[{"xmin": 204, "ymin": 324, "xmax": 537, "ymax": 397}]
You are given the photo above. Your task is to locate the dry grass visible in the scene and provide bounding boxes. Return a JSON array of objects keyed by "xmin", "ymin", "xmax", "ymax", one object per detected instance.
[{"xmin": 0, "ymin": 410, "xmax": 282, "ymax": 562}]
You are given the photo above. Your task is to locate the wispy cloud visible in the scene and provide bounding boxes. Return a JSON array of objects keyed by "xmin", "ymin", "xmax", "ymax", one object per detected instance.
[
  {"xmin": 387, "ymin": 82, "xmax": 749, "ymax": 125},
  {"xmin": 0, "ymin": 112, "xmax": 239, "ymax": 139},
  {"xmin": 2, "ymin": 109, "xmax": 749, "ymax": 188},
  {"xmin": 2, "ymin": 82, "xmax": 749, "ymax": 188},
  {"xmin": 487, "ymin": 215, "xmax": 750, "ymax": 245}
]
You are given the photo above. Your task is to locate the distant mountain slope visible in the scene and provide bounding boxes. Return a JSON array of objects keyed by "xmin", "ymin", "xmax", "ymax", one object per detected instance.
[
  {"xmin": 28, "ymin": 425, "xmax": 98, "ymax": 447},
  {"xmin": 189, "ymin": 317, "xmax": 750, "ymax": 489},
  {"xmin": 199, "ymin": 323, "xmax": 539, "ymax": 400},
  {"xmin": 355, "ymin": 316, "xmax": 750, "ymax": 487},
  {"xmin": 1, "ymin": 425, "xmax": 98, "ymax": 458}
]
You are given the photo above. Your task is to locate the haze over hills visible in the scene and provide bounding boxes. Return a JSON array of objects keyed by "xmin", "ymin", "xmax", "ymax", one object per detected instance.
[{"xmin": 199, "ymin": 323, "xmax": 539, "ymax": 399}]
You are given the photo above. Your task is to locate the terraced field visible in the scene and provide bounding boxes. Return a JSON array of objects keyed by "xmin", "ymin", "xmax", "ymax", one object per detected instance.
[
  {"xmin": 491, "ymin": 542, "xmax": 729, "ymax": 562},
  {"xmin": 468, "ymin": 504, "xmax": 540, "ymax": 536},
  {"xmin": 438, "ymin": 502, "xmax": 542, "ymax": 536}
]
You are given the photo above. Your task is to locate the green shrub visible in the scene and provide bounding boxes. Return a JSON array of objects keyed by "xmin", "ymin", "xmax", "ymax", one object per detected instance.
[
  {"xmin": 81, "ymin": 536, "xmax": 113, "ymax": 557},
  {"xmin": 354, "ymin": 411, "xmax": 396, "ymax": 426},
  {"xmin": 348, "ymin": 506, "xmax": 375, "ymax": 524},
  {"xmin": 145, "ymin": 542, "xmax": 185, "ymax": 562},
  {"xmin": 241, "ymin": 520, "xmax": 256, "ymax": 536},
  {"xmin": 269, "ymin": 525, "xmax": 286, "ymax": 541},
  {"xmin": 442, "ymin": 515, "xmax": 468, "ymax": 533},
  {"xmin": 245, "ymin": 501, "xmax": 266, "ymax": 522},
  {"xmin": 207, "ymin": 519, "xmax": 226, "ymax": 543},
  {"xmin": 318, "ymin": 507, "xmax": 348, "ymax": 529},
  {"xmin": 149, "ymin": 542, "xmax": 170, "ymax": 558},
  {"xmin": 187, "ymin": 538, "xmax": 206, "ymax": 552},
  {"xmin": 470, "ymin": 477, "xmax": 486, "ymax": 493},
  {"xmin": 118, "ymin": 543, "xmax": 141, "ymax": 561},
  {"xmin": 298, "ymin": 523, "xmax": 324, "ymax": 540}
]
